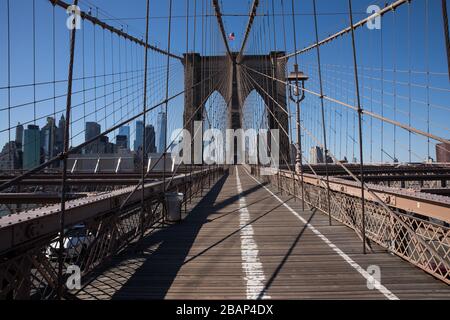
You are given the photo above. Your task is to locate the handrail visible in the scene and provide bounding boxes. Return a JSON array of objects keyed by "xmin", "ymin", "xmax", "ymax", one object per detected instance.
[
  {"xmin": 251, "ymin": 165, "xmax": 450, "ymax": 284},
  {"xmin": 276, "ymin": 168, "xmax": 450, "ymax": 224},
  {"xmin": 0, "ymin": 167, "xmax": 222, "ymax": 254}
]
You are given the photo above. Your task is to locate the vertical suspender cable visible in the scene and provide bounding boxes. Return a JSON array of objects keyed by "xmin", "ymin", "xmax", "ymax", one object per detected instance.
[
  {"xmin": 369, "ymin": 23, "xmax": 373, "ymax": 163},
  {"xmin": 102, "ymin": 12, "xmax": 107, "ymax": 132},
  {"xmin": 190, "ymin": 0, "xmax": 197, "ymax": 203},
  {"xmin": 281, "ymin": 0, "xmax": 296, "ymax": 198},
  {"xmin": 200, "ymin": 0, "xmax": 204, "ymax": 184},
  {"xmin": 163, "ymin": 0, "xmax": 173, "ymax": 200},
  {"xmin": 393, "ymin": 11, "xmax": 397, "ymax": 162},
  {"xmin": 348, "ymin": 0, "xmax": 367, "ymax": 254},
  {"xmin": 93, "ymin": 9, "xmax": 98, "ymax": 123},
  {"xmin": 33, "ymin": 0, "xmax": 36, "ymax": 125},
  {"xmin": 312, "ymin": 0, "xmax": 332, "ymax": 226},
  {"xmin": 425, "ymin": 0, "xmax": 431, "ymax": 161},
  {"xmin": 53, "ymin": 4, "xmax": 57, "ymax": 159},
  {"xmin": 111, "ymin": 33, "xmax": 116, "ymax": 129},
  {"xmin": 271, "ymin": 0, "xmax": 277, "ymax": 52},
  {"xmin": 408, "ymin": 2, "xmax": 412, "ymax": 163},
  {"xmin": 7, "ymin": 0, "xmax": 11, "ymax": 170},
  {"xmin": 58, "ymin": 0, "xmax": 79, "ymax": 299},
  {"xmin": 185, "ymin": 0, "xmax": 189, "ymax": 212},
  {"xmin": 118, "ymin": 30, "xmax": 123, "ymax": 123},
  {"xmin": 82, "ymin": 18, "xmax": 86, "ymax": 129},
  {"xmin": 125, "ymin": 26, "xmax": 129, "ymax": 127},
  {"xmin": 380, "ymin": 17, "xmax": 384, "ymax": 163},
  {"xmin": 442, "ymin": 0, "xmax": 450, "ymax": 81},
  {"xmin": 281, "ymin": 0, "xmax": 292, "ymax": 152},
  {"xmin": 140, "ymin": 0, "xmax": 150, "ymax": 239}
]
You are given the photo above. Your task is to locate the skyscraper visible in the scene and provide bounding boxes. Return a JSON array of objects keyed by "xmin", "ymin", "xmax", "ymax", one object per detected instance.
[
  {"xmin": 0, "ymin": 141, "xmax": 22, "ymax": 170},
  {"xmin": 40, "ymin": 117, "xmax": 56, "ymax": 162},
  {"xmin": 119, "ymin": 126, "xmax": 131, "ymax": 149},
  {"xmin": 310, "ymin": 146, "xmax": 324, "ymax": 164},
  {"xmin": 310, "ymin": 146, "xmax": 332, "ymax": 164},
  {"xmin": 116, "ymin": 135, "xmax": 128, "ymax": 150},
  {"xmin": 134, "ymin": 120, "xmax": 144, "ymax": 151},
  {"xmin": 55, "ymin": 115, "xmax": 65, "ymax": 156},
  {"xmin": 15, "ymin": 123, "xmax": 23, "ymax": 151},
  {"xmin": 145, "ymin": 124, "xmax": 157, "ymax": 154},
  {"xmin": 23, "ymin": 125, "xmax": 41, "ymax": 170},
  {"xmin": 157, "ymin": 112, "xmax": 167, "ymax": 153},
  {"xmin": 85, "ymin": 122, "xmax": 101, "ymax": 154}
]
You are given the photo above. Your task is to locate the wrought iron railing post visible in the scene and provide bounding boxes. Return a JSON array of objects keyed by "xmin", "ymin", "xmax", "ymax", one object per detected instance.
[
  {"xmin": 184, "ymin": 174, "xmax": 187, "ymax": 215},
  {"xmin": 292, "ymin": 170, "xmax": 296, "ymax": 201}
]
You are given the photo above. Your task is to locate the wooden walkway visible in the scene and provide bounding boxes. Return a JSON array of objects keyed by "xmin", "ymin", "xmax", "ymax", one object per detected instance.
[{"xmin": 76, "ymin": 166, "xmax": 450, "ymax": 300}]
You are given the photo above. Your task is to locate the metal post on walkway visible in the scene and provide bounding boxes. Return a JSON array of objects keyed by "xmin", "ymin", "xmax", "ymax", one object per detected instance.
[
  {"xmin": 184, "ymin": 175, "xmax": 187, "ymax": 215},
  {"xmin": 289, "ymin": 0, "xmax": 306, "ymax": 211}
]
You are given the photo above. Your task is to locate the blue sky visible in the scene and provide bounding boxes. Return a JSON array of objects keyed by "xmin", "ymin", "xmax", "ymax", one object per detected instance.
[{"xmin": 0, "ymin": 0, "xmax": 448, "ymax": 163}]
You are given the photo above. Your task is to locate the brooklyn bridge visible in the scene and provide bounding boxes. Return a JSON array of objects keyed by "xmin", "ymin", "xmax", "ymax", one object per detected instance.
[{"xmin": 0, "ymin": 0, "xmax": 449, "ymax": 300}]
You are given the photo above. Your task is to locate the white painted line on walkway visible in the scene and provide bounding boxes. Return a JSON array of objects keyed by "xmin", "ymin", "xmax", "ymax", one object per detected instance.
[
  {"xmin": 235, "ymin": 166, "xmax": 271, "ymax": 300},
  {"xmin": 244, "ymin": 167, "xmax": 399, "ymax": 300}
]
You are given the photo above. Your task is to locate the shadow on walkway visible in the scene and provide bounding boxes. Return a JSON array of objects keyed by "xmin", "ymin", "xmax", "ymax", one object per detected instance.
[
  {"xmin": 108, "ymin": 173, "xmax": 230, "ymax": 299},
  {"xmin": 76, "ymin": 171, "xmax": 273, "ymax": 300}
]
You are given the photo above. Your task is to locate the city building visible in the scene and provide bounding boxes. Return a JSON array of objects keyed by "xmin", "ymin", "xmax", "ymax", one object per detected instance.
[
  {"xmin": 99, "ymin": 136, "xmax": 116, "ymax": 154},
  {"xmin": 15, "ymin": 123, "xmax": 23, "ymax": 151},
  {"xmin": 145, "ymin": 124, "xmax": 157, "ymax": 154},
  {"xmin": 310, "ymin": 146, "xmax": 324, "ymax": 164},
  {"xmin": 157, "ymin": 112, "xmax": 167, "ymax": 153},
  {"xmin": 40, "ymin": 117, "xmax": 56, "ymax": 162},
  {"xmin": 84, "ymin": 122, "xmax": 101, "ymax": 154},
  {"xmin": 310, "ymin": 146, "xmax": 333, "ymax": 164},
  {"xmin": 23, "ymin": 125, "xmax": 41, "ymax": 170},
  {"xmin": 116, "ymin": 135, "xmax": 128, "ymax": 150},
  {"xmin": 0, "ymin": 141, "xmax": 22, "ymax": 171},
  {"xmin": 119, "ymin": 126, "xmax": 131, "ymax": 149},
  {"xmin": 134, "ymin": 120, "xmax": 144, "ymax": 151},
  {"xmin": 55, "ymin": 115, "xmax": 65, "ymax": 156}
]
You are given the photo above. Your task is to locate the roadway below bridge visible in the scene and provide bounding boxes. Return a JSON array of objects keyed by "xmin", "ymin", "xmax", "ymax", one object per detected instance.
[{"xmin": 74, "ymin": 166, "xmax": 450, "ymax": 300}]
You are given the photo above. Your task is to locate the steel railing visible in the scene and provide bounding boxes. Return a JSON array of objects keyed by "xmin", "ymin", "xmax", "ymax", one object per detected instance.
[
  {"xmin": 251, "ymin": 166, "xmax": 450, "ymax": 285},
  {"xmin": 0, "ymin": 166, "xmax": 226, "ymax": 299}
]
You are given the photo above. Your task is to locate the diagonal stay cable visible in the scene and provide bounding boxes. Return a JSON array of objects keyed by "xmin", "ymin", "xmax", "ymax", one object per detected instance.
[
  {"xmin": 50, "ymin": 0, "xmax": 183, "ymax": 61},
  {"xmin": 241, "ymin": 64, "xmax": 450, "ymax": 146}
]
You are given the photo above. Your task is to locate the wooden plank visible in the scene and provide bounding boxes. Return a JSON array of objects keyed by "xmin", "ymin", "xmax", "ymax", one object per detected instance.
[{"xmin": 76, "ymin": 166, "xmax": 450, "ymax": 300}]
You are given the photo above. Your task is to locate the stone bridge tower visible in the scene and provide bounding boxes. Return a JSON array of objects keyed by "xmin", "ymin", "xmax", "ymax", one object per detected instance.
[{"xmin": 183, "ymin": 51, "xmax": 289, "ymax": 164}]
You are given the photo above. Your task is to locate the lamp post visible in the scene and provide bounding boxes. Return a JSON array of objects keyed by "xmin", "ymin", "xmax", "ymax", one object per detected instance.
[
  {"xmin": 287, "ymin": 64, "xmax": 308, "ymax": 210},
  {"xmin": 287, "ymin": 64, "xmax": 308, "ymax": 174}
]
